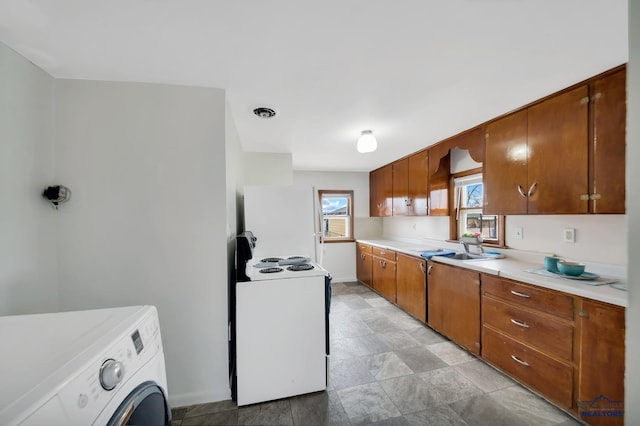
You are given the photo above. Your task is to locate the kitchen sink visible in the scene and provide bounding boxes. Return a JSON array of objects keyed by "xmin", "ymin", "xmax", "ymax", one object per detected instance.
[{"xmin": 451, "ymin": 252, "xmax": 503, "ymax": 261}]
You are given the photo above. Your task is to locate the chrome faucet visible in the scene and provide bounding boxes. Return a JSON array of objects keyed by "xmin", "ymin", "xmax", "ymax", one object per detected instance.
[{"xmin": 461, "ymin": 241, "xmax": 485, "ymax": 255}]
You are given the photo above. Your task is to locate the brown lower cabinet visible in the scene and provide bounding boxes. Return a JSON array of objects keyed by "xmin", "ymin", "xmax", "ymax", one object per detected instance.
[
  {"xmin": 372, "ymin": 247, "xmax": 397, "ymax": 302},
  {"xmin": 576, "ymin": 299, "xmax": 625, "ymax": 425},
  {"xmin": 481, "ymin": 275, "xmax": 575, "ymax": 410},
  {"xmin": 396, "ymin": 253, "xmax": 427, "ymax": 322},
  {"xmin": 354, "ymin": 246, "xmax": 625, "ymax": 424},
  {"xmin": 356, "ymin": 243, "xmax": 373, "ymax": 288},
  {"xmin": 427, "ymin": 262, "xmax": 480, "ymax": 355},
  {"xmin": 481, "ymin": 274, "xmax": 625, "ymax": 424}
]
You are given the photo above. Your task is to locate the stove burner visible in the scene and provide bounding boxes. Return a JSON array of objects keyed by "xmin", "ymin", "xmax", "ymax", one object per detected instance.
[
  {"xmin": 261, "ymin": 257, "xmax": 283, "ymax": 263},
  {"xmin": 287, "ymin": 264, "xmax": 314, "ymax": 271},
  {"xmin": 287, "ymin": 256, "xmax": 306, "ymax": 260},
  {"xmin": 259, "ymin": 267, "xmax": 284, "ymax": 274}
]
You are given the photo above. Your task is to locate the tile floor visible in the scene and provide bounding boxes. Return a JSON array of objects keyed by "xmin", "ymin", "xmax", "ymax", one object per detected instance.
[{"xmin": 171, "ymin": 281, "xmax": 584, "ymax": 426}]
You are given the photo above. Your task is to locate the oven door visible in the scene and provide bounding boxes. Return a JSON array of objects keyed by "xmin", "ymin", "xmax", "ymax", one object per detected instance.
[{"xmin": 107, "ymin": 381, "xmax": 171, "ymax": 426}]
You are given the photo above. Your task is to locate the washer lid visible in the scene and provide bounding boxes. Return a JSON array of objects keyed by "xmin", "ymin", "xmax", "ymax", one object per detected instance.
[{"xmin": 0, "ymin": 306, "xmax": 149, "ymax": 423}]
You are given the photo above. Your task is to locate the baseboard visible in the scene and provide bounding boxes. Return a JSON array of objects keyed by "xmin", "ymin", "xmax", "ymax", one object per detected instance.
[
  {"xmin": 168, "ymin": 388, "xmax": 232, "ymax": 408},
  {"xmin": 331, "ymin": 276, "xmax": 357, "ymax": 283}
]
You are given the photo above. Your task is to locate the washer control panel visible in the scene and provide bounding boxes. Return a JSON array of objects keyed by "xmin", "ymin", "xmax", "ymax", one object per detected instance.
[{"xmin": 55, "ymin": 310, "xmax": 162, "ymax": 425}]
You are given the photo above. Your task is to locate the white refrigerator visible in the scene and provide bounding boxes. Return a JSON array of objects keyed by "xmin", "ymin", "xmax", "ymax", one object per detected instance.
[
  {"xmin": 234, "ymin": 185, "xmax": 331, "ymax": 406},
  {"xmin": 243, "ymin": 185, "xmax": 322, "ymax": 262}
]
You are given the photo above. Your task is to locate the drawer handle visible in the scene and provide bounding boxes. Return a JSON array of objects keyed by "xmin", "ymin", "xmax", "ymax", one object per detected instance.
[
  {"xmin": 380, "ymin": 260, "xmax": 387, "ymax": 268},
  {"xmin": 510, "ymin": 290, "xmax": 530, "ymax": 299},
  {"xmin": 511, "ymin": 355, "xmax": 530, "ymax": 367},
  {"xmin": 510, "ymin": 318, "xmax": 530, "ymax": 328}
]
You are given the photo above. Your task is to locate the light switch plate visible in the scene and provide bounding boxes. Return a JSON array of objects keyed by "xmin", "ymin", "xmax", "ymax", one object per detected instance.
[
  {"xmin": 514, "ymin": 227, "xmax": 523, "ymax": 240},
  {"xmin": 563, "ymin": 228, "xmax": 575, "ymax": 243}
]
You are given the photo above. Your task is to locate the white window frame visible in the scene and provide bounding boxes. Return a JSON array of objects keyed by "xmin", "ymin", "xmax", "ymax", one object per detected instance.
[{"xmin": 454, "ymin": 173, "xmax": 500, "ymax": 243}]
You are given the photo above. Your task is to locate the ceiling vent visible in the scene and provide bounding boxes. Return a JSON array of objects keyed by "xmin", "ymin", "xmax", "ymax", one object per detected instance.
[{"xmin": 252, "ymin": 107, "xmax": 277, "ymax": 119}]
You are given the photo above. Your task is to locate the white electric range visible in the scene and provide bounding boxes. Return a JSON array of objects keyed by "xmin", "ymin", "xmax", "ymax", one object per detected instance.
[
  {"xmin": 232, "ymin": 233, "xmax": 331, "ymax": 406},
  {"xmin": 245, "ymin": 255, "xmax": 329, "ymax": 281}
]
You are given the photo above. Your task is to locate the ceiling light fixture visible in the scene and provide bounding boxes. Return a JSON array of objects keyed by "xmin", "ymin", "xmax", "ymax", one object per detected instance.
[
  {"xmin": 252, "ymin": 107, "xmax": 277, "ymax": 118},
  {"xmin": 357, "ymin": 130, "xmax": 377, "ymax": 153}
]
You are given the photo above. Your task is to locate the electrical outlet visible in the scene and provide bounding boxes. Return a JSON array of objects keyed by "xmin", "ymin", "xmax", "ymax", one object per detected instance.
[
  {"xmin": 514, "ymin": 227, "xmax": 523, "ymax": 240},
  {"xmin": 563, "ymin": 228, "xmax": 576, "ymax": 243}
]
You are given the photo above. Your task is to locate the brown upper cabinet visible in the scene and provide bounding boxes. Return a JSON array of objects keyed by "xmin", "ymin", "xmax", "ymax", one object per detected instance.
[
  {"xmin": 428, "ymin": 127, "xmax": 484, "ymax": 216},
  {"xmin": 590, "ymin": 68, "xmax": 626, "ymax": 214},
  {"xmin": 484, "ymin": 85, "xmax": 589, "ymax": 214},
  {"xmin": 371, "ymin": 65, "xmax": 626, "ymax": 217},
  {"xmin": 392, "ymin": 158, "xmax": 409, "ymax": 216},
  {"xmin": 407, "ymin": 150, "xmax": 429, "ymax": 216},
  {"xmin": 484, "ymin": 66, "xmax": 626, "ymax": 215},
  {"xmin": 392, "ymin": 150, "xmax": 429, "ymax": 216},
  {"xmin": 370, "ymin": 164, "xmax": 393, "ymax": 217}
]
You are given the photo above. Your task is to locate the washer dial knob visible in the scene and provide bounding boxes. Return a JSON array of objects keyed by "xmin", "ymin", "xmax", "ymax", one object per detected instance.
[{"xmin": 99, "ymin": 359, "xmax": 125, "ymax": 390}]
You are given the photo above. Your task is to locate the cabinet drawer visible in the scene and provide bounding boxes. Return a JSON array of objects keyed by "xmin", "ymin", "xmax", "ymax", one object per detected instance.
[
  {"xmin": 482, "ymin": 275, "xmax": 574, "ymax": 321},
  {"xmin": 373, "ymin": 247, "xmax": 396, "ymax": 261},
  {"xmin": 357, "ymin": 243, "xmax": 373, "ymax": 254},
  {"xmin": 482, "ymin": 295, "xmax": 573, "ymax": 360},
  {"xmin": 482, "ymin": 326, "xmax": 573, "ymax": 409}
]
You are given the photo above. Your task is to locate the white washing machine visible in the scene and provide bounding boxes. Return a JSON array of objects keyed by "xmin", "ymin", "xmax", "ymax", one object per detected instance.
[{"xmin": 0, "ymin": 305, "xmax": 171, "ymax": 426}]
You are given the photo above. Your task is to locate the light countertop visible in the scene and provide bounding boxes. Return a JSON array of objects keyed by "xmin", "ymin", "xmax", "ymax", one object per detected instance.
[{"xmin": 357, "ymin": 239, "xmax": 628, "ymax": 307}]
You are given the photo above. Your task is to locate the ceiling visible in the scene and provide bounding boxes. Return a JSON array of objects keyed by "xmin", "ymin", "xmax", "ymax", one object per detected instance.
[{"xmin": 0, "ymin": 1, "xmax": 628, "ymax": 172}]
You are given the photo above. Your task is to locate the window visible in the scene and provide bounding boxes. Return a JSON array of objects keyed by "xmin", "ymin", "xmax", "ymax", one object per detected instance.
[
  {"xmin": 454, "ymin": 173, "xmax": 502, "ymax": 244},
  {"xmin": 319, "ymin": 190, "xmax": 354, "ymax": 242}
]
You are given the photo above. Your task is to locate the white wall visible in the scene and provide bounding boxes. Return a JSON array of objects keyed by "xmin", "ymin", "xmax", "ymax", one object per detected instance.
[
  {"xmin": 227, "ymin": 102, "xmax": 245, "ymax": 236},
  {"xmin": 294, "ymin": 170, "xmax": 381, "ymax": 282},
  {"xmin": 626, "ymin": 1, "xmax": 639, "ymax": 421},
  {"xmin": 243, "ymin": 152, "xmax": 293, "ymax": 186},
  {"xmin": 506, "ymin": 215, "xmax": 626, "ymax": 264},
  {"xmin": 0, "ymin": 43, "xmax": 58, "ymax": 315},
  {"xmin": 52, "ymin": 79, "xmax": 230, "ymax": 405}
]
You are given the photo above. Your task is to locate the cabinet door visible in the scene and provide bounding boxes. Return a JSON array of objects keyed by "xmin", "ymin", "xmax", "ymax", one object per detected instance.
[
  {"xmin": 577, "ymin": 300, "xmax": 625, "ymax": 425},
  {"xmin": 373, "ymin": 256, "xmax": 396, "ymax": 302},
  {"xmin": 427, "ymin": 262, "xmax": 480, "ymax": 354},
  {"xmin": 484, "ymin": 109, "xmax": 528, "ymax": 215},
  {"xmin": 428, "ymin": 152, "xmax": 450, "ymax": 216},
  {"xmin": 396, "ymin": 254, "xmax": 427, "ymax": 322},
  {"xmin": 370, "ymin": 165, "xmax": 393, "ymax": 217},
  {"xmin": 527, "ymin": 85, "xmax": 589, "ymax": 214},
  {"xmin": 591, "ymin": 69, "xmax": 626, "ymax": 214},
  {"xmin": 407, "ymin": 150, "xmax": 428, "ymax": 216},
  {"xmin": 392, "ymin": 158, "xmax": 409, "ymax": 216},
  {"xmin": 356, "ymin": 245, "xmax": 373, "ymax": 288}
]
